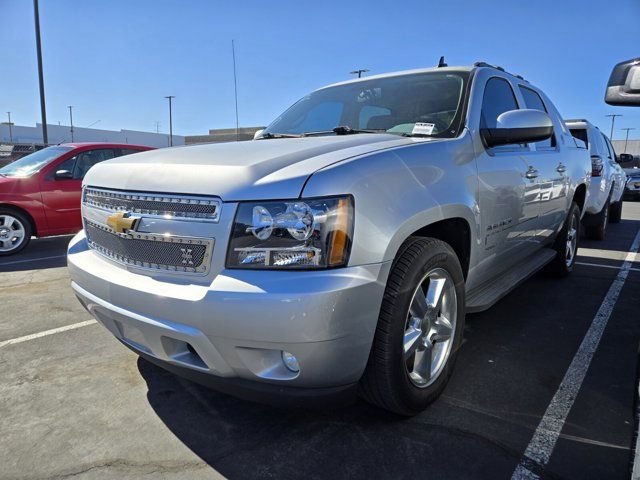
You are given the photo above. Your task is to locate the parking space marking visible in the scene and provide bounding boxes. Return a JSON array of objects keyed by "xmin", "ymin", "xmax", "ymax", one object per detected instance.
[
  {"xmin": 512, "ymin": 229, "xmax": 640, "ymax": 480},
  {"xmin": 0, "ymin": 320, "xmax": 97, "ymax": 349},
  {"xmin": 576, "ymin": 261, "xmax": 640, "ymax": 273},
  {"xmin": 0, "ymin": 254, "xmax": 67, "ymax": 266},
  {"xmin": 578, "ymin": 247, "xmax": 640, "ymax": 263}
]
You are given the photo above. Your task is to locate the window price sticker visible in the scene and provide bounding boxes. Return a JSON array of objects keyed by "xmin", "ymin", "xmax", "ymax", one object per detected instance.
[{"xmin": 412, "ymin": 122, "xmax": 435, "ymax": 135}]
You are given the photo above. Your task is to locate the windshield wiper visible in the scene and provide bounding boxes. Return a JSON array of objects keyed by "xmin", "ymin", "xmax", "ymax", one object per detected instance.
[
  {"xmin": 302, "ymin": 126, "xmax": 386, "ymax": 137},
  {"xmin": 256, "ymin": 132, "xmax": 302, "ymax": 139}
]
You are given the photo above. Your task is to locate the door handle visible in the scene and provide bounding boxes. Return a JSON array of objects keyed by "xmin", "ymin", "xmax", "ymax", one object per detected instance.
[
  {"xmin": 556, "ymin": 163, "xmax": 566, "ymax": 174},
  {"xmin": 525, "ymin": 167, "xmax": 539, "ymax": 179}
]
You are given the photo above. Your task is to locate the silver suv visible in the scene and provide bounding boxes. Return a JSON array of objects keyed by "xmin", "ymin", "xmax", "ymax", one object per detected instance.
[{"xmin": 68, "ymin": 63, "xmax": 590, "ymax": 415}]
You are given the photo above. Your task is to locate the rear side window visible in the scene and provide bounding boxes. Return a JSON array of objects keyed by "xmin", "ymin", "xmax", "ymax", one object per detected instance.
[
  {"xmin": 480, "ymin": 78, "xmax": 519, "ymax": 130},
  {"xmin": 569, "ymin": 128, "xmax": 588, "ymax": 148},
  {"xmin": 518, "ymin": 86, "xmax": 555, "ymax": 149},
  {"xmin": 119, "ymin": 148, "xmax": 145, "ymax": 156}
]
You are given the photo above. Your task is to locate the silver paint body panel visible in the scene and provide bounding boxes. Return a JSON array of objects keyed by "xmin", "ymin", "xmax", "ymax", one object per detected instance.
[{"xmin": 69, "ymin": 66, "xmax": 590, "ymax": 390}]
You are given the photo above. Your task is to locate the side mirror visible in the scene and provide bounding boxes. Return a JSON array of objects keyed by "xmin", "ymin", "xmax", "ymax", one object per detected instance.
[
  {"xmin": 253, "ymin": 129, "xmax": 264, "ymax": 140},
  {"xmin": 55, "ymin": 169, "xmax": 73, "ymax": 179},
  {"xmin": 482, "ymin": 109, "xmax": 553, "ymax": 148},
  {"xmin": 605, "ymin": 58, "xmax": 640, "ymax": 106},
  {"xmin": 618, "ymin": 153, "xmax": 634, "ymax": 163}
]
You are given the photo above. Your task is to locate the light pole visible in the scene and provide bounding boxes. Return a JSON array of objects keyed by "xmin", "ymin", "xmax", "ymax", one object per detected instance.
[
  {"xmin": 33, "ymin": 0, "xmax": 48, "ymax": 144},
  {"xmin": 606, "ymin": 114, "xmax": 622, "ymax": 140},
  {"xmin": 621, "ymin": 127, "xmax": 636, "ymax": 153},
  {"xmin": 6, "ymin": 112, "xmax": 13, "ymax": 143},
  {"xmin": 68, "ymin": 106, "xmax": 74, "ymax": 142},
  {"xmin": 165, "ymin": 96, "xmax": 174, "ymax": 146},
  {"xmin": 349, "ymin": 69, "xmax": 369, "ymax": 78}
]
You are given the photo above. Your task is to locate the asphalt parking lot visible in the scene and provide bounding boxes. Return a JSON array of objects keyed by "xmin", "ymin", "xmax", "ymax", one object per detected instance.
[{"xmin": 1, "ymin": 203, "xmax": 639, "ymax": 480}]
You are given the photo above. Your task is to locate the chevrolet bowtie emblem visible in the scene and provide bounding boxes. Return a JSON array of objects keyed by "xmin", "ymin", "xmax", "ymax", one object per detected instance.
[{"xmin": 106, "ymin": 212, "xmax": 138, "ymax": 234}]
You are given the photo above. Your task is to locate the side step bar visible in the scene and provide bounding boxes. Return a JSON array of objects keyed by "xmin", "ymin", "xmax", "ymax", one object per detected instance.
[{"xmin": 465, "ymin": 248, "xmax": 557, "ymax": 313}]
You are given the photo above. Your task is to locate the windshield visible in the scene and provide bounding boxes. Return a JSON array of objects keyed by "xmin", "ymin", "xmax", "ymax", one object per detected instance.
[
  {"xmin": 263, "ymin": 71, "xmax": 469, "ymax": 138},
  {"xmin": 0, "ymin": 146, "xmax": 73, "ymax": 177}
]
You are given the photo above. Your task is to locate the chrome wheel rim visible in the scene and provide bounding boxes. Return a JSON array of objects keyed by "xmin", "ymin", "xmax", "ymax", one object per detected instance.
[
  {"xmin": 0, "ymin": 215, "xmax": 26, "ymax": 253},
  {"xmin": 565, "ymin": 213, "xmax": 577, "ymax": 267},
  {"xmin": 403, "ymin": 267, "xmax": 457, "ymax": 388}
]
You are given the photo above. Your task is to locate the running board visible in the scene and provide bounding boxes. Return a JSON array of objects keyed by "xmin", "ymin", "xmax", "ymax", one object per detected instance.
[{"xmin": 465, "ymin": 248, "xmax": 557, "ymax": 313}]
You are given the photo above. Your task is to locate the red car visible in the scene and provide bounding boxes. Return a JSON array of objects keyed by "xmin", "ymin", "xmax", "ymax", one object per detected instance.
[{"xmin": 0, "ymin": 143, "xmax": 153, "ymax": 256}]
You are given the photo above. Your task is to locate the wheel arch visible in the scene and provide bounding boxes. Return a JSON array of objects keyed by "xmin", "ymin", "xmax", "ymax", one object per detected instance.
[
  {"xmin": 0, "ymin": 203, "xmax": 38, "ymax": 236},
  {"xmin": 572, "ymin": 183, "xmax": 587, "ymax": 215},
  {"xmin": 384, "ymin": 205, "xmax": 476, "ymax": 280}
]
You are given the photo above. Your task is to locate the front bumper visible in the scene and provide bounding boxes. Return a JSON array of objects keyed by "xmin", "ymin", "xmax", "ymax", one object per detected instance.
[
  {"xmin": 624, "ymin": 179, "xmax": 640, "ymax": 199},
  {"xmin": 68, "ymin": 232, "xmax": 390, "ymax": 400}
]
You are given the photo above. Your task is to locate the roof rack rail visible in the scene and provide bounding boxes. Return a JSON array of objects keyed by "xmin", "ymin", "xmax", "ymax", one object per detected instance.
[{"xmin": 473, "ymin": 61, "xmax": 526, "ymax": 81}]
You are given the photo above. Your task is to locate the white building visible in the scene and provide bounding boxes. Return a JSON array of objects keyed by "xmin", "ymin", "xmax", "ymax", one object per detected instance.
[{"xmin": 0, "ymin": 123, "xmax": 184, "ymax": 148}]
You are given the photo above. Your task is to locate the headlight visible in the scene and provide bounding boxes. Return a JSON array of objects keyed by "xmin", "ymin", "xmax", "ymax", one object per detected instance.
[{"xmin": 226, "ymin": 196, "xmax": 354, "ymax": 269}]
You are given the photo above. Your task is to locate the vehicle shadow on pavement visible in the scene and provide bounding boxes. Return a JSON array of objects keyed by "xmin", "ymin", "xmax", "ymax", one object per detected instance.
[
  {"xmin": 137, "ymin": 357, "xmax": 513, "ymax": 479},
  {"xmin": 0, "ymin": 235, "xmax": 71, "ymax": 273}
]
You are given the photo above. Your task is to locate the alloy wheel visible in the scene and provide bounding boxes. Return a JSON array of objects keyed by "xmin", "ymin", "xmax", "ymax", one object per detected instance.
[
  {"xmin": 403, "ymin": 268, "xmax": 457, "ymax": 388},
  {"xmin": 0, "ymin": 215, "xmax": 26, "ymax": 253}
]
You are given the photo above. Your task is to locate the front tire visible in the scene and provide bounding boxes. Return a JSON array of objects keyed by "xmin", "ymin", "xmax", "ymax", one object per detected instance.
[
  {"xmin": 359, "ymin": 237, "xmax": 465, "ymax": 416},
  {"xmin": 545, "ymin": 202, "xmax": 580, "ymax": 277},
  {"xmin": 0, "ymin": 209, "xmax": 31, "ymax": 256},
  {"xmin": 609, "ymin": 200, "xmax": 623, "ymax": 223}
]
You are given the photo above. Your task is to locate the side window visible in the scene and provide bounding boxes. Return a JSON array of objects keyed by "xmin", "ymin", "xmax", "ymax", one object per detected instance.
[
  {"xmin": 588, "ymin": 130, "xmax": 608, "ymax": 157},
  {"xmin": 119, "ymin": 148, "xmax": 144, "ymax": 156},
  {"xmin": 359, "ymin": 105, "xmax": 391, "ymax": 130},
  {"xmin": 55, "ymin": 156, "xmax": 76, "ymax": 175},
  {"xmin": 518, "ymin": 86, "xmax": 555, "ymax": 149},
  {"xmin": 480, "ymin": 77, "xmax": 520, "ymax": 149},
  {"xmin": 72, "ymin": 149, "xmax": 116, "ymax": 180}
]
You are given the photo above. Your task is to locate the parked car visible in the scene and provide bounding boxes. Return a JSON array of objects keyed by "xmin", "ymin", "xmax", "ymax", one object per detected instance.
[
  {"xmin": 68, "ymin": 64, "xmax": 590, "ymax": 415},
  {"xmin": 566, "ymin": 120, "xmax": 625, "ymax": 238},
  {"xmin": 0, "ymin": 143, "xmax": 153, "ymax": 255},
  {"xmin": 625, "ymin": 166, "xmax": 640, "ymax": 200}
]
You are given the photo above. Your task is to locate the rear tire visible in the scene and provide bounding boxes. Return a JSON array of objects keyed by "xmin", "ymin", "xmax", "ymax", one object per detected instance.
[
  {"xmin": 584, "ymin": 198, "xmax": 609, "ymax": 241},
  {"xmin": 359, "ymin": 237, "xmax": 465, "ymax": 416},
  {"xmin": 609, "ymin": 200, "xmax": 623, "ymax": 223},
  {"xmin": 0, "ymin": 208, "xmax": 32, "ymax": 256},
  {"xmin": 545, "ymin": 202, "xmax": 580, "ymax": 278}
]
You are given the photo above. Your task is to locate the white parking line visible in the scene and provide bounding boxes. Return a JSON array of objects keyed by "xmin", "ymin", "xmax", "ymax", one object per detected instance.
[
  {"xmin": 576, "ymin": 261, "xmax": 640, "ymax": 273},
  {"xmin": 512, "ymin": 228, "xmax": 640, "ymax": 480},
  {"xmin": 0, "ymin": 320, "xmax": 97, "ymax": 349},
  {"xmin": 0, "ymin": 254, "xmax": 67, "ymax": 266}
]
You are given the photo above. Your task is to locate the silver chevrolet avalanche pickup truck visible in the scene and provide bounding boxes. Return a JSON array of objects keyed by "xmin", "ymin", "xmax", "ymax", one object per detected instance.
[{"xmin": 68, "ymin": 63, "xmax": 590, "ymax": 415}]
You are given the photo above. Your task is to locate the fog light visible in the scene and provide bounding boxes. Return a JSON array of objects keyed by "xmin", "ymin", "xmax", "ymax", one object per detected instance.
[{"xmin": 281, "ymin": 350, "xmax": 300, "ymax": 373}]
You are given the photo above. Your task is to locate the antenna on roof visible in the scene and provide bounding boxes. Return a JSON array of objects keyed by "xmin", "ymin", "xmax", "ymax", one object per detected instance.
[{"xmin": 437, "ymin": 56, "xmax": 447, "ymax": 68}]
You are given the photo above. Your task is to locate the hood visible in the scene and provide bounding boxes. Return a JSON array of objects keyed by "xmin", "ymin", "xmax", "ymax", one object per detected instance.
[
  {"xmin": 624, "ymin": 167, "xmax": 640, "ymax": 176},
  {"xmin": 84, "ymin": 134, "xmax": 416, "ymax": 201}
]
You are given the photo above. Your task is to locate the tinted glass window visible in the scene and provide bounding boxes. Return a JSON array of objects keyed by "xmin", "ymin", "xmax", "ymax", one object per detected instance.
[
  {"xmin": 120, "ymin": 148, "xmax": 145, "ymax": 156},
  {"xmin": 480, "ymin": 78, "xmax": 519, "ymax": 130},
  {"xmin": 569, "ymin": 128, "xmax": 588, "ymax": 148},
  {"xmin": 72, "ymin": 149, "xmax": 116, "ymax": 180},
  {"xmin": 519, "ymin": 86, "xmax": 554, "ymax": 149}
]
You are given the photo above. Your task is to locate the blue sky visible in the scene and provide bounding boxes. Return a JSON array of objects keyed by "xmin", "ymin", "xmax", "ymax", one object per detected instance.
[{"xmin": 1, "ymin": 0, "xmax": 639, "ymax": 139}]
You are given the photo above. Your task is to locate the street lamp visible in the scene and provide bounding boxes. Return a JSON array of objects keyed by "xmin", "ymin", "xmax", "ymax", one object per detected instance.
[
  {"xmin": 621, "ymin": 127, "xmax": 636, "ymax": 153},
  {"xmin": 349, "ymin": 69, "xmax": 369, "ymax": 78},
  {"xmin": 68, "ymin": 105, "xmax": 74, "ymax": 142},
  {"xmin": 6, "ymin": 112, "xmax": 13, "ymax": 143},
  {"xmin": 33, "ymin": 0, "xmax": 48, "ymax": 144},
  {"xmin": 165, "ymin": 96, "xmax": 175, "ymax": 146},
  {"xmin": 605, "ymin": 114, "xmax": 622, "ymax": 140}
]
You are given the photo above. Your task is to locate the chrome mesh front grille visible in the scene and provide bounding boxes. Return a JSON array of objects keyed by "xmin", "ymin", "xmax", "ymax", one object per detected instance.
[
  {"xmin": 83, "ymin": 187, "xmax": 220, "ymax": 221},
  {"xmin": 85, "ymin": 220, "xmax": 213, "ymax": 274}
]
